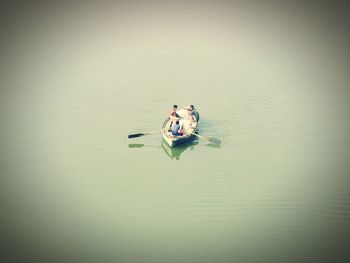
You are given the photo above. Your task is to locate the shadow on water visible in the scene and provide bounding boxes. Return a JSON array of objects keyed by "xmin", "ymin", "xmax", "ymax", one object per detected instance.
[
  {"xmin": 161, "ymin": 139, "xmax": 199, "ymax": 160},
  {"xmin": 128, "ymin": 139, "xmax": 199, "ymax": 160},
  {"xmin": 129, "ymin": 138, "xmax": 220, "ymax": 160},
  {"xmin": 128, "ymin": 143, "xmax": 144, "ymax": 148},
  {"xmin": 128, "ymin": 143, "xmax": 160, "ymax": 149}
]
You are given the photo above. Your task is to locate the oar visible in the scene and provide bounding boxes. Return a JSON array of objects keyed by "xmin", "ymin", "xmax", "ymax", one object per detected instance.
[
  {"xmin": 128, "ymin": 130, "xmax": 160, "ymax": 139},
  {"xmin": 193, "ymin": 133, "xmax": 221, "ymax": 144}
]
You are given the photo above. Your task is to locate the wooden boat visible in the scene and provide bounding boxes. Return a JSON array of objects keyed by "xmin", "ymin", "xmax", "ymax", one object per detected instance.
[{"xmin": 161, "ymin": 108, "xmax": 199, "ymax": 147}]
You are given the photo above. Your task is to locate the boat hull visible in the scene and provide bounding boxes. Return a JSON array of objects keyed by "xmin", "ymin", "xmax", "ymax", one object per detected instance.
[{"xmin": 162, "ymin": 131, "xmax": 196, "ymax": 147}]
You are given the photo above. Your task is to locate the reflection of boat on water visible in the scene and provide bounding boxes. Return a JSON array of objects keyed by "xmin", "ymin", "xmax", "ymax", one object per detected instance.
[
  {"xmin": 161, "ymin": 139, "xmax": 199, "ymax": 160},
  {"xmin": 129, "ymin": 138, "xmax": 219, "ymax": 160}
]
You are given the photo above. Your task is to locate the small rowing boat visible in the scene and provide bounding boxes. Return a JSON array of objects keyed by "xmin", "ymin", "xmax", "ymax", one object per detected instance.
[{"xmin": 161, "ymin": 108, "xmax": 199, "ymax": 147}]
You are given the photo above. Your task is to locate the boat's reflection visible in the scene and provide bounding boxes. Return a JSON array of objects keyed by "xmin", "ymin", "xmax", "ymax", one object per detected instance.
[
  {"xmin": 128, "ymin": 137, "xmax": 220, "ymax": 160},
  {"xmin": 161, "ymin": 139, "xmax": 199, "ymax": 160}
]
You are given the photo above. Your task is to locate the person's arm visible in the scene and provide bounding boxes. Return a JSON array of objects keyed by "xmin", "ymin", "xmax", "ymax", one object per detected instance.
[
  {"xmin": 189, "ymin": 113, "xmax": 195, "ymax": 122},
  {"xmin": 170, "ymin": 111, "xmax": 178, "ymax": 119}
]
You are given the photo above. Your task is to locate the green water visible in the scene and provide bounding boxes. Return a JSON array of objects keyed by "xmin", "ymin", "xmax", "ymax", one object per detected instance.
[{"xmin": 1, "ymin": 2, "xmax": 350, "ymax": 263}]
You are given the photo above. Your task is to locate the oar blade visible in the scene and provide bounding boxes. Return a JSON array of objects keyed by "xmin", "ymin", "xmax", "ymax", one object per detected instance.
[
  {"xmin": 128, "ymin": 133, "xmax": 144, "ymax": 139},
  {"xmin": 194, "ymin": 133, "xmax": 221, "ymax": 144},
  {"xmin": 208, "ymin": 137, "xmax": 221, "ymax": 144}
]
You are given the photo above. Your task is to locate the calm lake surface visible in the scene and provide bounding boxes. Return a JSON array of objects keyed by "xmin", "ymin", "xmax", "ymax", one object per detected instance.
[{"xmin": 1, "ymin": 2, "xmax": 350, "ymax": 263}]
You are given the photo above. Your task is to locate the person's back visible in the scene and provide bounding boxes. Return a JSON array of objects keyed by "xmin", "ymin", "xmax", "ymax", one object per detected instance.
[
  {"xmin": 172, "ymin": 120, "xmax": 183, "ymax": 136},
  {"xmin": 172, "ymin": 123, "xmax": 180, "ymax": 135}
]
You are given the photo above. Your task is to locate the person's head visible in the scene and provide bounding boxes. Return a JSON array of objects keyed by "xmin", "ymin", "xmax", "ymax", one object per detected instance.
[
  {"xmin": 176, "ymin": 120, "xmax": 180, "ymax": 125},
  {"xmin": 190, "ymin": 105, "xmax": 194, "ymax": 110},
  {"xmin": 173, "ymin": 105, "xmax": 178, "ymax": 110}
]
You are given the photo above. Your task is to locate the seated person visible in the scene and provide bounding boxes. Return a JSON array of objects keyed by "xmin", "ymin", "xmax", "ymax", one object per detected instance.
[
  {"xmin": 170, "ymin": 104, "xmax": 180, "ymax": 118},
  {"xmin": 172, "ymin": 120, "xmax": 185, "ymax": 136}
]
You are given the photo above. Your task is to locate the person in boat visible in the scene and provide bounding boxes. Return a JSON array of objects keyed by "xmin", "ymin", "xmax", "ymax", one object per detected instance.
[
  {"xmin": 170, "ymin": 105, "xmax": 180, "ymax": 118},
  {"xmin": 187, "ymin": 105, "xmax": 199, "ymax": 122},
  {"xmin": 172, "ymin": 120, "xmax": 184, "ymax": 136}
]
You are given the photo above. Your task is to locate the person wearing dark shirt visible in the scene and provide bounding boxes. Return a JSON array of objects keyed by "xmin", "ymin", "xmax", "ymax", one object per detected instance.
[
  {"xmin": 188, "ymin": 105, "xmax": 199, "ymax": 122},
  {"xmin": 172, "ymin": 120, "xmax": 184, "ymax": 136}
]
